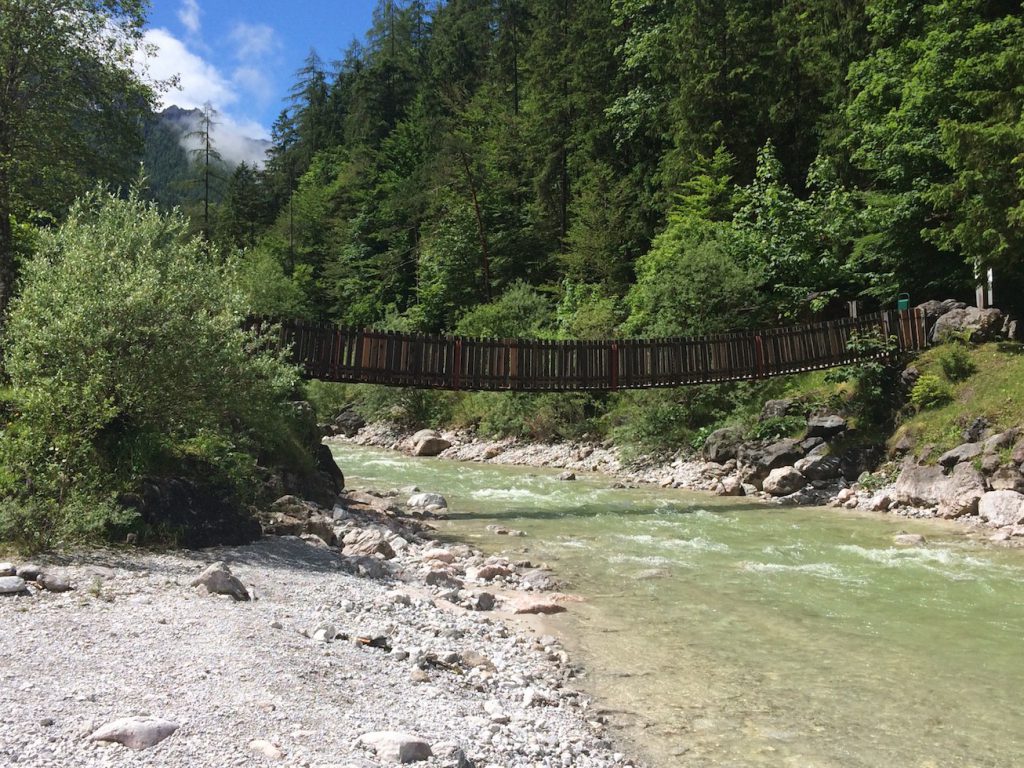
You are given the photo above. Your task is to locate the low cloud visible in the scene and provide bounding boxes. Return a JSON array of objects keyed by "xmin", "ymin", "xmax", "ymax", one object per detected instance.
[
  {"xmin": 176, "ymin": 112, "xmax": 271, "ymax": 168},
  {"xmin": 136, "ymin": 28, "xmax": 271, "ymax": 167},
  {"xmin": 178, "ymin": 0, "xmax": 201, "ymax": 35}
]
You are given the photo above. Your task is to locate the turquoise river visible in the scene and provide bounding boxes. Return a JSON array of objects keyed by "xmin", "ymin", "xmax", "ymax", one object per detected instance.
[{"xmin": 330, "ymin": 443, "xmax": 1024, "ymax": 768}]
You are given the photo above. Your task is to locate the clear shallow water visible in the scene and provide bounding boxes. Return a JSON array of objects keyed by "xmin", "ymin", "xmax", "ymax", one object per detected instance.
[{"xmin": 332, "ymin": 444, "xmax": 1024, "ymax": 768}]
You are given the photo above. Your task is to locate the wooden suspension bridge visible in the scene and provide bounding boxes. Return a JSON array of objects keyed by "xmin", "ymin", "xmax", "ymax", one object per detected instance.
[{"xmin": 251, "ymin": 308, "xmax": 929, "ymax": 392}]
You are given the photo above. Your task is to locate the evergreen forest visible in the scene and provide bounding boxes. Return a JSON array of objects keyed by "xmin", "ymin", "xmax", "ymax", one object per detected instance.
[{"xmin": 2, "ymin": 0, "xmax": 1024, "ymax": 546}]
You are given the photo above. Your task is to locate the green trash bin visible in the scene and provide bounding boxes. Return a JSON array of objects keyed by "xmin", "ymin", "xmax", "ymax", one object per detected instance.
[{"xmin": 897, "ymin": 293, "xmax": 910, "ymax": 312}]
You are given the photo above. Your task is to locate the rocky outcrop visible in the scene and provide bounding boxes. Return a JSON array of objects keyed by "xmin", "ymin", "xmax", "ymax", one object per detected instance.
[
  {"xmin": 702, "ymin": 427, "xmax": 744, "ymax": 463},
  {"xmin": 806, "ymin": 415, "xmax": 847, "ymax": 440},
  {"xmin": 120, "ymin": 476, "xmax": 262, "ymax": 549},
  {"xmin": 932, "ymin": 306, "xmax": 1005, "ymax": 342}
]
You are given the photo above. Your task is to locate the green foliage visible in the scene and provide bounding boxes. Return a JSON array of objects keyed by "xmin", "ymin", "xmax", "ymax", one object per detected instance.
[
  {"xmin": 455, "ymin": 282, "xmax": 555, "ymax": 338},
  {"xmin": 230, "ymin": 244, "xmax": 314, "ymax": 319},
  {"xmin": 910, "ymin": 374, "xmax": 954, "ymax": 411},
  {"xmin": 624, "ymin": 223, "xmax": 761, "ymax": 337},
  {"xmin": 824, "ymin": 331, "xmax": 898, "ymax": 427},
  {"xmin": 0, "ymin": 189, "xmax": 299, "ymax": 547},
  {"xmin": 937, "ymin": 344, "xmax": 977, "ymax": 383},
  {"xmin": 748, "ymin": 415, "xmax": 806, "ymax": 443},
  {"xmin": 473, "ymin": 393, "xmax": 596, "ymax": 442}
]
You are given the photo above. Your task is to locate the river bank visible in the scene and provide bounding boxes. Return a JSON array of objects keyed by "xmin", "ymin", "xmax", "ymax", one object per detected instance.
[
  {"xmin": 0, "ymin": 489, "xmax": 638, "ymax": 768},
  {"xmin": 333, "ymin": 423, "xmax": 1024, "ymax": 543}
]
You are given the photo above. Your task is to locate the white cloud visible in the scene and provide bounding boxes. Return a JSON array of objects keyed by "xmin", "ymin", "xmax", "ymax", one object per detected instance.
[
  {"xmin": 135, "ymin": 28, "xmax": 270, "ymax": 167},
  {"xmin": 178, "ymin": 0, "xmax": 201, "ymax": 35},
  {"xmin": 229, "ymin": 22, "xmax": 280, "ymax": 61},
  {"xmin": 139, "ymin": 27, "xmax": 236, "ymax": 110}
]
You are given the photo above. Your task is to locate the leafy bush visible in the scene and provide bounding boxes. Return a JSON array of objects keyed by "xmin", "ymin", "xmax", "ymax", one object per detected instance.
[
  {"xmin": 748, "ymin": 415, "xmax": 806, "ymax": 442},
  {"xmin": 455, "ymin": 281, "xmax": 556, "ymax": 338},
  {"xmin": 824, "ymin": 331, "xmax": 899, "ymax": 427},
  {"xmin": 1, "ymin": 189, "xmax": 299, "ymax": 548},
  {"xmin": 937, "ymin": 344, "xmax": 976, "ymax": 383},
  {"xmin": 910, "ymin": 374, "xmax": 954, "ymax": 410},
  {"xmin": 473, "ymin": 392, "xmax": 595, "ymax": 442}
]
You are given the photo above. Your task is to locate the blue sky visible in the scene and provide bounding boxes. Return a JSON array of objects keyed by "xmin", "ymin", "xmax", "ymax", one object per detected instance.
[{"xmin": 138, "ymin": 0, "xmax": 380, "ymax": 159}]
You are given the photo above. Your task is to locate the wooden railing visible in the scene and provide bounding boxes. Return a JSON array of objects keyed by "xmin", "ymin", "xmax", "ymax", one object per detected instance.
[{"xmin": 249, "ymin": 308, "xmax": 928, "ymax": 391}]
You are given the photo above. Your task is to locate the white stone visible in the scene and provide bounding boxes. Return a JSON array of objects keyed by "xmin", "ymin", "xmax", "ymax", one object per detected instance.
[
  {"xmin": 979, "ymin": 490, "xmax": 1024, "ymax": 527},
  {"xmin": 762, "ymin": 467, "xmax": 806, "ymax": 497},
  {"xmin": 190, "ymin": 562, "xmax": 250, "ymax": 601},
  {"xmin": 0, "ymin": 576, "xmax": 28, "ymax": 595},
  {"xmin": 249, "ymin": 739, "xmax": 284, "ymax": 760},
  {"xmin": 89, "ymin": 716, "xmax": 179, "ymax": 750},
  {"xmin": 358, "ymin": 731, "xmax": 433, "ymax": 763},
  {"xmin": 408, "ymin": 492, "xmax": 448, "ymax": 509}
]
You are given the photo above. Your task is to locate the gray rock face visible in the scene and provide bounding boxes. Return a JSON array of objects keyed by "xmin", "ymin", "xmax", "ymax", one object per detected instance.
[
  {"xmin": 408, "ymin": 492, "xmax": 448, "ymax": 509},
  {"xmin": 89, "ymin": 716, "xmax": 179, "ymax": 750},
  {"xmin": 984, "ymin": 429, "xmax": 1019, "ymax": 453},
  {"xmin": 0, "ymin": 563, "xmax": 14, "ymax": 577},
  {"xmin": 746, "ymin": 439, "xmax": 805, "ymax": 472},
  {"xmin": 794, "ymin": 454, "xmax": 843, "ymax": 481},
  {"xmin": 191, "ymin": 562, "xmax": 250, "ymax": 601},
  {"xmin": 932, "ymin": 306, "xmax": 1005, "ymax": 342},
  {"xmin": 0, "ymin": 576, "xmax": 29, "ymax": 595},
  {"xmin": 702, "ymin": 427, "xmax": 744, "ymax": 463},
  {"xmin": 978, "ymin": 490, "xmax": 1024, "ymax": 527},
  {"xmin": 989, "ymin": 467, "xmax": 1024, "ymax": 493},
  {"xmin": 805, "ymin": 415, "xmax": 847, "ymax": 440},
  {"xmin": 358, "ymin": 731, "xmax": 433, "ymax": 763},
  {"xmin": 763, "ymin": 467, "xmax": 807, "ymax": 497},
  {"xmin": 941, "ymin": 464, "xmax": 987, "ymax": 518},
  {"xmin": 938, "ymin": 442, "xmax": 983, "ymax": 468}
]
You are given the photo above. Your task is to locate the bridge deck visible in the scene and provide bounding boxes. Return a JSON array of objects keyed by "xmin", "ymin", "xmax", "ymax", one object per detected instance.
[{"xmin": 253, "ymin": 309, "xmax": 928, "ymax": 391}]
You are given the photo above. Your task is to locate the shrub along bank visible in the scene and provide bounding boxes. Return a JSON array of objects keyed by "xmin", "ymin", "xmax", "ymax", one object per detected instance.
[{"xmin": 0, "ymin": 190, "xmax": 333, "ymax": 552}]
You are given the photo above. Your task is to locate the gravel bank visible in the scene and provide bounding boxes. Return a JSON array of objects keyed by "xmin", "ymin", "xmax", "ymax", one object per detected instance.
[{"xmin": 0, "ymin": 494, "xmax": 638, "ymax": 768}]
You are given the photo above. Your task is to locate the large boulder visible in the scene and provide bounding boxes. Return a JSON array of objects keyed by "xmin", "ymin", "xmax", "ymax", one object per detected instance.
[
  {"xmin": 702, "ymin": 427, "xmax": 745, "ymax": 463},
  {"xmin": 794, "ymin": 454, "xmax": 843, "ymax": 481},
  {"xmin": 333, "ymin": 409, "xmax": 366, "ymax": 438},
  {"xmin": 191, "ymin": 562, "xmax": 250, "ymax": 601},
  {"xmin": 932, "ymin": 306, "xmax": 1005, "ymax": 342},
  {"xmin": 763, "ymin": 466, "xmax": 807, "ymax": 496},
  {"xmin": 315, "ymin": 444, "xmax": 345, "ymax": 493},
  {"xmin": 411, "ymin": 429, "xmax": 451, "ymax": 457},
  {"xmin": 894, "ymin": 462, "xmax": 986, "ymax": 518},
  {"xmin": 938, "ymin": 442, "xmax": 984, "ymax": 468},
  {"xmin": 938, "ymin": 463, "xmax": 987, "ymax": 518},
  {"xmin": 978, "ymin": 490, "xmax": 1024, "ymax": 527},
  {"xmin": 343, "ymin": 528, "xmax": 397, "ymax": 559},
  {"xmin": 805, "ymin": 415, "xmax": 847, "ymax": 440},
  {"xmin": 745, "ymin": 438, "xmax": 805, "ymax": 473}
]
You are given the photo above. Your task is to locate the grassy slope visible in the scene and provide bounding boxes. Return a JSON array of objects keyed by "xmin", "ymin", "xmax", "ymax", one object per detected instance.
[{"xmin": 892, "ymin": 341, "xmax": 1024, "ymax": 456}]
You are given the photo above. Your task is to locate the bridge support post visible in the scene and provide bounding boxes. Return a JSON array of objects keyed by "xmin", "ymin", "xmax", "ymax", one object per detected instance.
[{"xmin": 609, "ymin": 342, "xmax": 619, "ymax": 391}]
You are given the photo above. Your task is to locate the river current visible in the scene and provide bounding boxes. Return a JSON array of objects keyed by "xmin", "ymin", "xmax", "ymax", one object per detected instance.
[{"xmin": 331, "ymin": 443, "xmax": 1024, "ymax": 768}]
